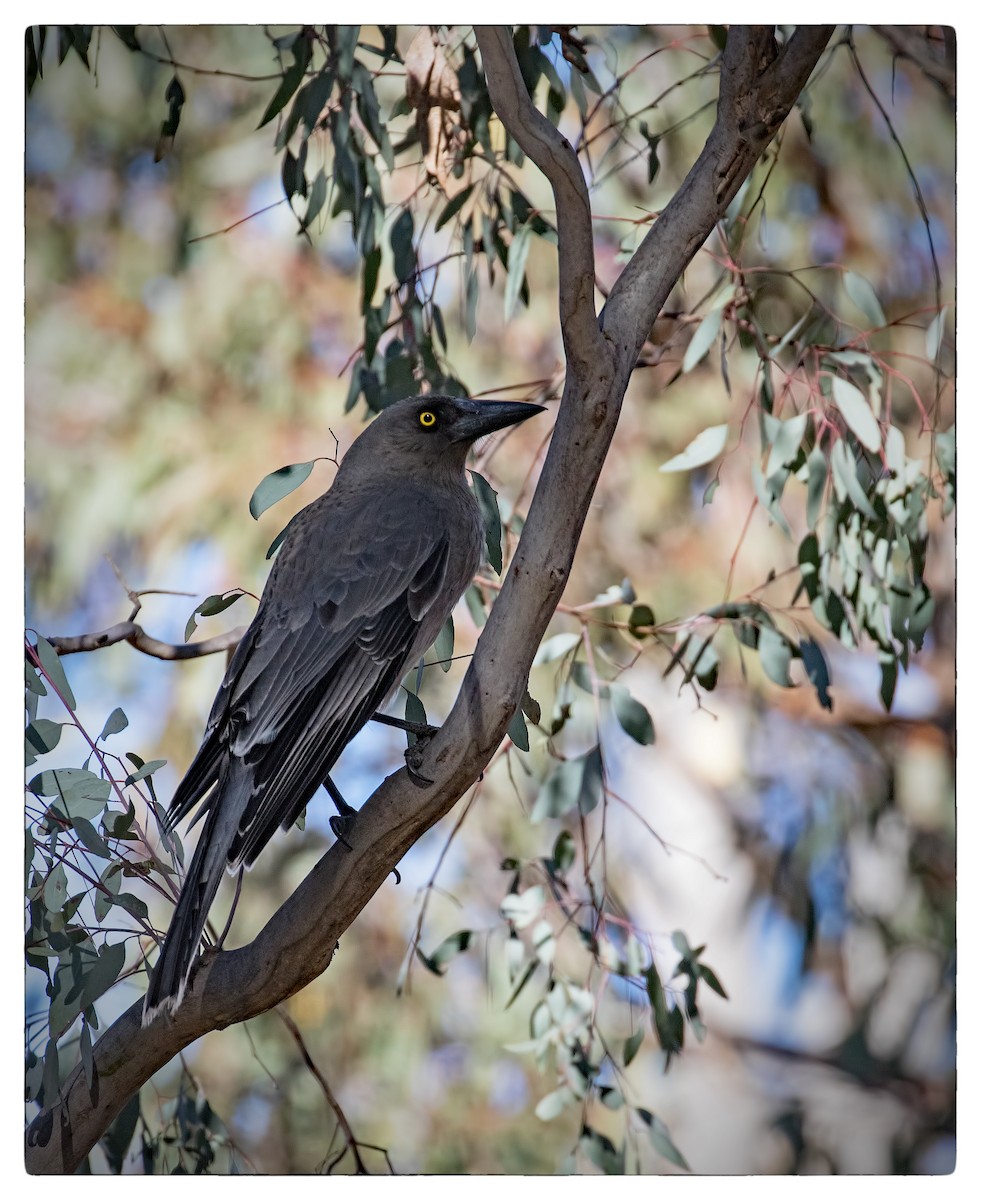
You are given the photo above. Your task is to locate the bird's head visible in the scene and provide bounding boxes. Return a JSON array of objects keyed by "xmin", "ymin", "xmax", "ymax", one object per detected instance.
[{"xmin": 342, "ymin": 395, "xmax": 546, "ymax": 480}]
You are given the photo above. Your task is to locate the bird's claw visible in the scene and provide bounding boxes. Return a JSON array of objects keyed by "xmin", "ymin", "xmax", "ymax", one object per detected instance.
[
  {"xmin": 404, "ymin": 736, "xmax": 435, "ymax": 787},
  {"xmin": 329, "ymin": 812, "xmax": 355, "ymax": 850},
  {"xmin": 402, "ymin": 720, "xmax": 436, "ymax": 787}
]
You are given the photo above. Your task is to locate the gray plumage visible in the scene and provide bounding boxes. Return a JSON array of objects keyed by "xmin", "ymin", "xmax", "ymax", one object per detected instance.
[{"xmin": 143, "ymin": 395, "xmax": 542, "ymax": 1023}]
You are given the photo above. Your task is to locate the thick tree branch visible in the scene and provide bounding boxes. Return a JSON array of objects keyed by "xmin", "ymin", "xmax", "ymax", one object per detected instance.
[
  {"xmin": 475, "ymin": 26, "xmax": 610, "ymax": 379},
  {"xmin": 26, "ymin": 24, "xmax": 833, "ymax": 1173},
  {"xmin": 43, "ymin": 621, "xmax": 247, "ymax": 660}
]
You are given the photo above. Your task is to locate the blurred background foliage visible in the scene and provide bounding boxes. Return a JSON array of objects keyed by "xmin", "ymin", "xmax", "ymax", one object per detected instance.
[{"xmin": 26, "ymin": 25, "xmax": 954, "ymax": 1174}]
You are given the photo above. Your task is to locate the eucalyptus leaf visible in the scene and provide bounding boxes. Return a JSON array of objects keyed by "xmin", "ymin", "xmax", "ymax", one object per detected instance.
[
  {"xmin": 418, "ymin": 929, "xmax": 471, "ymax": 975},
  {"xmin": 843, "ymin": 270, "xmax": 887, "ymax": 327},
  {"xmin": 682, "ymin": 308, "xmax": 723, "ymax": 373},
  {"xmin": 638, "ymin": 1109, "xmax": 690, "ymax": 1171},
  {"xmin": 26, "ymin": 719, "xmax": 63, "ymax": 756},
  {"xmin": 925, "ymin": 306, "xmax": 949, "ymax": 361},
  {"xmin": 500, "ymin": 885, "xmax": 545, "ymax": 929},
  {"xmin": 535, "ymin": 1087, "xmax": 572, "ymax": 1121},
  {"xmin": 610, "ymin": 685, "xmax": 655, "ymax": 745},
  {"xmin": 98, "ymin": 708, "xmax": 128, "ymax": 741},
  {"xmin": 471, "ymin": 471, "xmax": 503, "ymax": 574},
  {"xmin": 805, "ymin": 446, "xmax": 828, "ymax": 529},
  {"xmin": 34, "ymin": 636, "xmax": 76, "ymax": 711},
  {"xmin": 757, "ymin": 625, "xmax": 794, "ymax": 687},
  {"xmin": 832, "ymin": 376, "xmax": 882, "ymax": 452},
  {"xmin": 533, "ymin": 632, "xmax": 580, "ymax": 664},
  {"xmin": 830, "ymin": 438, "xmax": 876, "ymax": 518},
  {"xmin": 660, "ymin": 424, "xmax": 728, "ymax": 473},
  {"xmin": 623, "ymin": 1027, "xmax": 644, "ymax": 1066},
  {"xmin": 799, "ymin": 638, "xmax": 833, "ymax": 711},
  {"xmin": 751, "ymin": 464, "xmax": 792, "ymax": 538},
  {"xmin": 504, "ymin": 225, "xmax": 533, "ymax": 321},
  {"xmin": 433, "ymin": 615, "xmax": 454, "ymax": 672},
  {"xmin": 508, "ymin": 708, "xmax": 530, "ymax": 751},
  {"xmin": 249, "ymin": 461, "xmax": 314, "ymax": 519},
  {"xmin": 766, "ymin": 411, "xmax": 808, "ymax": 473}
]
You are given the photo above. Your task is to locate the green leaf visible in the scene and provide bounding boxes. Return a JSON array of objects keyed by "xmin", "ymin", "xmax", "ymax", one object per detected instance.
[
  {"xmin": 471, "ymin": 471, "xmax": 503, "ymax": 574},
  {"xmin": 124, "ymin": 759, "xmax": 166, "ymax": 784},
  {"xmin": 830, "ymin": 438, "xmax": 875, "ymax": 518},
  {"xmin": 628, "ymin": 604, "xmax": 655, "ymax": 637},
  {"xmin": 659, "ymin": 424, "xmax": 728, "ymax": 473},
  {"xmin": 42, "ymin": 863, "xmax": 68, "ymax": 912},
  {"xmin": 751, "ymin": 464, "xmax": 792, "ymax": 538},
  {"xmin": 390, "ymin": 209, "xmax": 415, "ymax": 284},
  {"xmin": 113, "ymin": 892, "xmax": 149, "ymax": 921},
  {"xmin": 435, "ymin": 184, "xmax": 474, "ymax": 232},
  {"xmin": 532, "ymin": 632, "xmax": 580, "ymax": 664},
  {"xmin": 98, "ymin": 708, "xmax": 128, "ymax": 741},
  {"xmin": 765, "ymin": 411, "xmax": 809, "ymax": 473},
  {"xmin": 30, "ymin": 767, "xmax": 111, "ymax": 814},
  {"xmin": 34, "ymin": 636, "xmax": 76, "ymax": 711},
  {"xmin": 697, "ymin": 963, "xmax": 728, "ymax": 999},
  {"xmin": 26, "ymin": 719, "xmax": 64, "ymax": 756},
  {"xmin": 258, "ymin": 34, "xmax": 312, "ymax": 128},
  {"xmin": 799, "ymin": 638, "xmax": 833, "ymax": 711},
  {"xmin": 879, "ymin": 654, "xmax": 898, "ymax": 711},
  {"xmin": 521, "ymin": 690, "xmax": 542, "ymax": 725},
  {"xmin": 644, "ymin": 962, "xmax": 683, "ymax": 1055},
  {"xmin": 925, "ymin": 306, "xmax": 949, "ymax": 362},
  {"xmin": 464, "ymin": 584, "xmax": 487, "ymax": 629},
  {"xmin": 580, "ymin": 1126, "xmax": 624, "ymax": 1174},
  {"xmin": 623, "ymin": 1027, "xmax": 644, "ymax": 1066},
  {"xmin": 532, "ymin": 747, "xmax": 603, "ymax": 822},
  {"xmin": 417, "ymin": 929, "xmax": 472, "ymax": 976},
  {"xmin": 637, "ymin": 1109, "xmax": 690, "ymax": 1170},
  {"xmin": 500, "ymin": 885, "xmax": 545, "ymax": 929},
  {"xmin": 249, "ymin": 461, "xmax": 314, "ymax": 519},
  {"xmin": 265, "ymin": 523, "xmax": 292, "ymax": 560},
  {"xmin": 94, "ymin": 863, "xmax": 122, "ymax": 922},
  {"xmin": 361, "ymin": 246, "xmax": 381, "ymax": 313},
  {"xmin": 403, "ymin": 688, "xmax": 427, "ymax": 745},
  {"xmin": 184, "ymin": 590, "xmax": 247, "ymax": 642},
  {"xmin": 551, "ymin": 830, "xmax": 575, "ymax": 873},
  {"xmin": 832, "ymin": 376, "xmax": 882, "ymax": 453},
  {"xmin": 571, "ymin": 660, "xmax": 609, "ymax": 698},
  {"xmin": 72, "ymin": 816, "xmax": 112, "ymax": 860},
  {"xmin": 300, "ymin": 168, "xmax": 327, "ymax": 231},
  {"xmin": 535, "ymin": 1087, "xmax": 572, "ymax": 1121},
  {"xmin": 610, "ymin": 685, "xmax": 655, "ymax": 745},
  {"xmin": 156, "ymin": 76, "xmax": 185, "ymax": 156},
  {"xmin": 433, "ymin": 615, "xmax": 454, "ymax": 672},
  {"xmin": 682, "ymin": 307, "xmax": 723, "ymax": 372},
  {"xmin": 599, "ymin": 1086, "xmax": 625, "ymax": 1111},
  {"xmin": 843, "ymin": 270, "xmax": 886, "ymax": 328},
  {"xmin": 805, "ymin": 446, "xmax": 828, "ymax": 530},
  {"xmin": 757, "ymin": 625, "xmax": 794, "ymax": 687},
  {"xmin": 101, "ymin": 1090, "xmax": 140, "ymax": 1175},
  {"xmin": 508, "ymin": 708, "xmax": 530, "ymax": 752},
  {"xmin": 504, "ymin": 225, "xmax": 533, "ymax": 321}
]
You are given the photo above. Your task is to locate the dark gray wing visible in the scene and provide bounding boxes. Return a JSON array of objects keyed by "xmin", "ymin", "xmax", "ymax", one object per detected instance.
[{"xmin": 166, "ymin": 483, "xmax": 457, "ymax": 868}]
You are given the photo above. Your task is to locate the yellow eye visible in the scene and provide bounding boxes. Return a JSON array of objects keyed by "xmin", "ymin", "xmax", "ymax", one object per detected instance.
[{"xmin": 419, "ymin": 411, "xmax": 436, "ymax": 428}]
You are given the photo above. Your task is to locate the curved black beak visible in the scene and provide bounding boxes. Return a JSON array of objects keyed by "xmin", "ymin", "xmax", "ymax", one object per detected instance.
[{"xmin": 449, "ymin": 399, "xmax": 546, "ymax": 444}]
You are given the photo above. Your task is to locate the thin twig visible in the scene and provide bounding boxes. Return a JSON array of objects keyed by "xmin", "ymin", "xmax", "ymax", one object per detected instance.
[{"xmin": 276, "ymin": 1009, "xmax": 394, "ymax": 1174}]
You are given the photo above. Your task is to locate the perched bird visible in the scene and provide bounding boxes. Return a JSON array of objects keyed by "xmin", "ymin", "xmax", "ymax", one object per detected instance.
[{"xmin": 143, "ymin": 394, "xmax": 543, "ymax": 1023}]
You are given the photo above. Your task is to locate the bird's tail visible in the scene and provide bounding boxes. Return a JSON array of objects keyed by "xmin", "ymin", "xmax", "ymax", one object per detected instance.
[{"xmin": 142, "ymin": 786, "xmax": 237, "ymax": 1026}]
